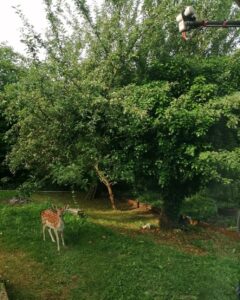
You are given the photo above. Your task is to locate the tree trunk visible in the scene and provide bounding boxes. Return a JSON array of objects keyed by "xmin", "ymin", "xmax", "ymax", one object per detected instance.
[
  {"xmin": 159, "ymin": 211, "xmax": 178, "ymax": 229},
  {"xmin": 159, "ymin": 195, "xmax": 183, "ymax": 229},
  {"xmin": 94, "ymin": 164, "xmax": 117, "ymax": 210},
  {"xmin": 104, "ymin": 179, "xmax": 116, "ymax": 210}
]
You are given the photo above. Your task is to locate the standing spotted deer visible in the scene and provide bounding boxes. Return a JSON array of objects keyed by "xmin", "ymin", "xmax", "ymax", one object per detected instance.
[{"xmin": 41, "ymin": 205, "xmax": 69, "ymax": 251}]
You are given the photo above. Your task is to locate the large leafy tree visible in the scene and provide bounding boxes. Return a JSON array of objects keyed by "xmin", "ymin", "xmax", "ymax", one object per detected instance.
[
  {"xmin": 109, "ymin": 78, "xmax": 240, "ymax": 227},
  {"xmin": 2, "ymin": 0, "xmax": 240, "ymax": 222}
]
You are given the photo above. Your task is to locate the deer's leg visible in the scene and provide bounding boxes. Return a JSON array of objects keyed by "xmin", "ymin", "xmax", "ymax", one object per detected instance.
[
  {"xmin": 48, "ymin": 228, "xmax": 56, "ymax": 242},
  {"xmin": 54, "ymin": 229, "xmax": 60, "ymax": 251},
  {"xmin": 42, "ymin": 224, "xmax": 46, "ymax": 241},
  {"xmin": 60, "ymin": 231, "xmax": 65, "ymax": 247}
]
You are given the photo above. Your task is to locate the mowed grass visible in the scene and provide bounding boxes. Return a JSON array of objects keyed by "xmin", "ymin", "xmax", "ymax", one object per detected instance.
[{"xmin": 0, "ymin": 192, "xmax": 239, "ymax": 300}]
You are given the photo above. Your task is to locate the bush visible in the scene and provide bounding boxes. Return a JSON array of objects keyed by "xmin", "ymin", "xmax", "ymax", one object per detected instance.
[
  {"xmin": 137, "ymin": 192, "xmax": 163, "ymax": 208},
  {"xmin": 16, "ymin": 180, "xmax": 40, "ymax": 199},
  {"xmin": 181, "ymin": 193, "xmax": 218, "ymax": 220}
]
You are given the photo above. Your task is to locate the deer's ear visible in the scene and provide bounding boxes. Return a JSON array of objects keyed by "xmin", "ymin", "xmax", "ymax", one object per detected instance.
[
  {"xmin": 52, "ymin": 204, "xmax": 57, "ymax": 210},
  {"xmin": 65, "ymin": 204, "xmax": 70, "ymax": 210}
]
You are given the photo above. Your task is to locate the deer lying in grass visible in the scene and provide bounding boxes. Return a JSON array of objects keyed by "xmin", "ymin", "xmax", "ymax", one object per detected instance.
[{"xmin": 41, "ymin": 205, "xmax": 69, "ymax": 251}]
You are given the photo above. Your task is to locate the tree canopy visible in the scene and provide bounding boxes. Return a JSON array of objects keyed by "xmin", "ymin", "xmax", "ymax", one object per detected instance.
[
  {"xmin": 0, "ymin": 45, "xmax": 24, "ymax": 187},
  {"xmin": 1, "ymin": 0, "xmax": 240, "ymax": 226}
]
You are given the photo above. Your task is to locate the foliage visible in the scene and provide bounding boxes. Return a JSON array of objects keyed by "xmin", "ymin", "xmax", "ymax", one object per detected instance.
[
  {"xmin": 207, "ymin": 181, "xmax": 240, "ymax": 208},
  {"xmin": 0, "ymin": 45, "xmax": 25, "ymax": 186},
  {"xmin": 0, "ymin": 45, "xmax": 23, "ymax": 91},
  {"xmin": 137, "ymin": 191, "xmax": 163, "ymax": 208},
  {"xmin": 181, "ymin": 192, "xmax": 218, "ymax": 220},
  {"xmin": 1, "ymin": 0, "xmax": 240, "ymax": 224},
  {"xmin": 110, "ymin": 81, "xmax": 240, "ymax": 224},
  {"xmin": 16, "ymin": 179, "xmax": 41, "ymax": 199}
]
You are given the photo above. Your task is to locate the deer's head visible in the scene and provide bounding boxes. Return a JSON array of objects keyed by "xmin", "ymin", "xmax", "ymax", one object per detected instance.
[{"xmin": 52, "ymin": 204, "xmax": 69, "ymax": 216}]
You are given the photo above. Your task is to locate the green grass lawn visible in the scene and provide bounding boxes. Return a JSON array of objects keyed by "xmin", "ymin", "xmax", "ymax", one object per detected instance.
[{"xmin": 0, "ymin": 192, "xmax": 239, "ymax": 299}]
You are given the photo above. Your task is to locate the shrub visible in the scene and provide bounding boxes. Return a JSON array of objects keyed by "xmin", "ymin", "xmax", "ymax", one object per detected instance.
[
  {"xmin": 181, "ymin": 193, "xmax": 218, "ymax": 220},
  {"xmin": 137, "ymin": 192, "xmax": 163, "ymax": 208}
]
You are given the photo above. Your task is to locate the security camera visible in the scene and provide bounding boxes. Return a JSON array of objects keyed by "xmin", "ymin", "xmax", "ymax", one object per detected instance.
[{"xmin": 176, "ymin": 6, "xmax": 196, "ymax": 32}]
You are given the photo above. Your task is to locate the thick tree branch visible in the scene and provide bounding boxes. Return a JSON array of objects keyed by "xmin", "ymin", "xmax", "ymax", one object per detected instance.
[{"xmin": 94, "ymin": 163, "xmax": 116, "ymax": 210}]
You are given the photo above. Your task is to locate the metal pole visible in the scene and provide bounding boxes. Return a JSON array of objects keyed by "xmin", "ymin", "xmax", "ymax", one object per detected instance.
[{"xmin": 185, "ymin": 20, "xmax": 240, "ymax": 31}]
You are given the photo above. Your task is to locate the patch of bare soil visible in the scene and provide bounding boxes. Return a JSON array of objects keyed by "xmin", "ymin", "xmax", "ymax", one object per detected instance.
[{"xmin": 198, "ymin": 221, "xmax": 240, "ymax": 240}]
